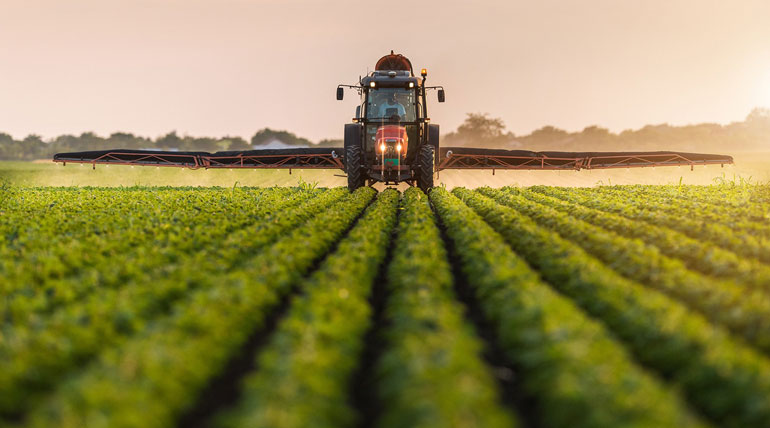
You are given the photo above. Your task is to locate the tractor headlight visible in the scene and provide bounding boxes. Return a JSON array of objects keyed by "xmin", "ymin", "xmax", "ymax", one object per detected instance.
[
  {"xmin": 408, "ymin": 82, "xmax": 414, "ymax": 88},
  {"xmin": 380, "ymin": 143, "xmax": 386, "ymax": 151},
  {"xmin": 396, "ymin": 143, "xmax": 402, "ymax": 151},
  {"xmin": 369, "ymin": 81, "xmax": 376, "ymax": 88}
]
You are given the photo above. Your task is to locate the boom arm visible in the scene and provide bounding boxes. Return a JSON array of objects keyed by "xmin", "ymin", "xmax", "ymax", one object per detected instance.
[
  {"xmin": 53, "ymin": 148, "xmax": 345, "ymax": 169},
  {"xmin": 53, "ymin": 147, "xmax": 732, "ymax": 172},
  {"xmin": 437, "ymin": 147, "xmax": 733, "ymax": 171}
]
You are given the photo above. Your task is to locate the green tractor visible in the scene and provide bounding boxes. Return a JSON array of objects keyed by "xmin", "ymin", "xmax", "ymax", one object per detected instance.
[{"xmin": 336, "ymin": 51, "xmax": 445, "ymax": 192}]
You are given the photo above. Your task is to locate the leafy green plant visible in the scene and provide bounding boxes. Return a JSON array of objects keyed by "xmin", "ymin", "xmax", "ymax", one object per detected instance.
[
  {"xmin": 432, "ymin": 188, "xmax": 705, "ymax": 428},
  {"xmin": 376, "ymin": 187, "xmax": 515, "ymax": 428},
  {"xmin": 457, "ymin": 187, "xmax": 770, "ymax": 427}
]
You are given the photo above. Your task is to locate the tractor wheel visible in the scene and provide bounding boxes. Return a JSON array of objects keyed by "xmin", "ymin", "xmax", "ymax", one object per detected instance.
[
  {"xmin": 346, "ymin": 145, "xmax": 366, "ymax": 192},
  {"xmin": 428, "ymin": 124, "xmax": 440, "ymax": 167},
  {"xmin": 416, "ymin": 144, "xmax": 435, "ymax": 193}
]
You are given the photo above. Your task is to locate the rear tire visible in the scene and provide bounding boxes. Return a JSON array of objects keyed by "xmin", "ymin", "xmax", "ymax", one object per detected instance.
[
  {"xmin": 428, "ymin": 124, "xmax": 440, "ymax": 167},
  {"xmin": 346, "ymin": 145, "xmax": 365, "ymax": 192},
  {"xmin": 416, "ymin": 144, "xmax": 435, "ymax": 193}
]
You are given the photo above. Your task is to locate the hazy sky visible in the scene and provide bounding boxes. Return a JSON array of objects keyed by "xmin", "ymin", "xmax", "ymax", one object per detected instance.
[{"xmin": 1, "ymin": 0, "xmax": 769, "ymax": 142}]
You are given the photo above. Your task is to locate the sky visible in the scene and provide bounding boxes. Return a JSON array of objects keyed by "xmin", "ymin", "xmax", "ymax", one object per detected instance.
[{"xmin": 1, "ymin": 0, "xmax": 769, "ymax": 142}]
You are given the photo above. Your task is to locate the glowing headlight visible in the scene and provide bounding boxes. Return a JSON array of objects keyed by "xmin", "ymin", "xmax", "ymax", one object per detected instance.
[
  {"xmin": 380, "ymin": 143, "xmax": 386, "ymax": 151},
  {"xmin": 396, "ymin": 143, "xmax": 402, "ymax": 151},
  {"xmin": 408, "ymin": 82, "xmax": 414, "ymax": 88},
  {"xmin": 369, "ymin": 81, "xmax": 376, "ymax": 88}
]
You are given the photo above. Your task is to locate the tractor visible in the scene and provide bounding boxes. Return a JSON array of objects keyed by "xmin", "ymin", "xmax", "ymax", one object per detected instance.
[{"xmin": 336, "ymin": 51, "xmax": 445, "ymax": 192}]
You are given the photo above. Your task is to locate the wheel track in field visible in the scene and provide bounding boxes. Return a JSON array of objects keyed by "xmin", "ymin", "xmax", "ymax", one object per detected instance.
[
  {"xmin": 348, "ymin": 196, "xmax": 398, "ymax": 428},
  {"xmin": 178, "ymin": 189, "xmax": 381, "ymax": 428},
  {"xmin": 194, "ymin": 189, "xmax": 395, "ymax": 428},
  {"xmin": 432, "ymin": 191, "xmax": 539, "ymax": 428},
  {"xmin": 372, "ymin": 188, "xmax": 515, "ymax": 427}
]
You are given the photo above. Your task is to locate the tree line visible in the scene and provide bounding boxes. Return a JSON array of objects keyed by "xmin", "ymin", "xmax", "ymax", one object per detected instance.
[
  {"xmin": 0, "ymin": 129, "xmax": 342, "ymax": 161},
  {"xmin": 1, "ymin": 108, "xmax": 768, "ymax": 160},
  {"xmin": 444, "ymin": 108, "xmax": 770, "ymax": 153}
]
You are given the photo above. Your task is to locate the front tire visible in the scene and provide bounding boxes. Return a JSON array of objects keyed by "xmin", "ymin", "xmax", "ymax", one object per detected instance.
[
  {"xmin": 346, "ymin": 145, "xmax": 365, "ymax": 192},
  {"xmin": 416, "ymin": 144, "xmax": 435, "ymax": 192}
]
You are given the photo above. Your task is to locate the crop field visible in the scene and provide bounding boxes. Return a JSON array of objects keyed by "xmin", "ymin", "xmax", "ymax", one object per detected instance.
[{"xmin": 2, "ymin": 183, "xmax": 770, "ymax": 427}]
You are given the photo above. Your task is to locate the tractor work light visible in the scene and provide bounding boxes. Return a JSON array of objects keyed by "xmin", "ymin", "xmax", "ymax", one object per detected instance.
[{"xmin": 369, "ymin": 81, "xmax": 376, "ymax": 88}]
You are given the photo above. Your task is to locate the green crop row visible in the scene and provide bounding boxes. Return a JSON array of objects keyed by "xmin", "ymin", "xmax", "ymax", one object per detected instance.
[
  {"xmin": 588, "ymin": 184, "xmax": 769, "ymax": 219},
  {"xmin": 482, "ymin": 187, "xmax": 770, "ymax": 354},
  {"xmin": 538, "ymin": 186, "xmax": 770, "ymax": 264},
  {"xmin": 214, "ymin": 189, "xmax": 398, "ymax": 428},
  {"xmin": 1, "ymin": 188, "xmax": 315, "ymax": 319},
  {"xmin": 456, "ymin": 187, "xmax": 770, "ymax": 427},
  {"xmin": 432, "ymin": 188, "xmax": 705, "ymax": 428},
  {"xmin": 0, "ymin": 187, "xmax": 349, "ymax": 417},
  {"xmin": 374, "ymin": 188, "xmax": 515, "ymax": 428},
  {"xmin": 583, "ymin": 186, "xmax": 770, "ymax": 238},
  {"xmin": 0, "ymin": 187, "xmax": 296, "ymax": 284},
  {"xmin": 527, "ymin": 186, "xmax": 770, "ymax": 292},
  {"xmin": 18, "ymin": 187, "xmax": 377, "ymax": 428}
]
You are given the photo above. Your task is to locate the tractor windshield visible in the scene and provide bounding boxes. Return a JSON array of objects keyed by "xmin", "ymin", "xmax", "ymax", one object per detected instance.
[{"xmin": 365, "ymin": 88, "xmax": 417, "ymax": 122}]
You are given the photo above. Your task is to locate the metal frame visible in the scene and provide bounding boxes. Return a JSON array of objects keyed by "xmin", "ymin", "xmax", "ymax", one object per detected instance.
[
  {"xmin": 438, "ymin": 153, "xmax": 582, "ymax": 170},
  {"xmin": 54, "ymin": 151, "xmax": 344, "ymax": 170},
  {"xmin": 202, "ymin": 153, "xmax": 344, "ymax": 169},
  {"xmin": 437, "ymin": 152, "xmax": 732, "ymax": 171},
  {"xmin": 581, "ymin": 153, "xmax": 729, "ymax": 170},
  {"xmin": 54, "ymin": 149, "xmax": 732, "ymax": 172}
]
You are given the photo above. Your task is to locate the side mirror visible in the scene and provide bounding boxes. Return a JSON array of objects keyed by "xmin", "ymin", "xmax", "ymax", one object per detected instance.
[
  {"xmin": 437, "ymin": 89, "xmax": 445, "ymax": 103},
  {"xmin": 355, "ymin": 105, "xmax": 361, "ymax": 119},
  {"xmin": 336, "ymin": 87, "xmax": 344, "ymax": 101}
]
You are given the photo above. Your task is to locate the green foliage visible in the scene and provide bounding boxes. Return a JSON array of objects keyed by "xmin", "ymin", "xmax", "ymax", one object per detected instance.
[
  {"xmin": 4, "ymin": 183, "xmax": 770, "ymax": 428},
  {"xmin": 531, "ymin": 185, "xmax": 770, "ymax": 264},
  {"xmin": 528, "ymin": 186, "xmax": 770, "ymax": 291},
  {"xmin": 458, "ymin": 187, "xmax": 770, "ymax": 427},
  {"xmin": 433, "ymin": 188, "xmax": 705, "ymax": 428},
  {"xmin": 376, "ymin": 187, "xmax": 516, "ymax": 428},
  {"xmin": 215, "ymin": 189, "xmax": 398, "ymax": 428},
  {"xmin": 22, "ymin": 187, "xmax": 376, "ymax": 428},
  {"xmin": 482, "ymin": 187, "xmax": 770, "ymax": 353}
]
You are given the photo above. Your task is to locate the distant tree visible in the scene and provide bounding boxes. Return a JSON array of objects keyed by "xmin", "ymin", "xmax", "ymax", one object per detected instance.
[
  {"xmin": 747, "ymin": 107, "xmax": 770, "ymax": 121},
  {"xmin": 251, "ymin": 128, "xmax": 311, "ymax": 147},
  {"xmin": 517, "ymin": 125, "xmax": 571, "ymax": 149},
  {"xmin": 315, "ymin": 138, "xmax": 343, "ymax": 147},
  {"xmin": 443, "ymin": 113, "xmax": 515, "ymax": 148},
  {"xmin": 156, "ymin": 131, "xmax": 183, "ymax": 150},
  {"xmin": 222, "ymin": 136, "xmax": 250, "ymax": 151},
  {"xmin": 21, "ymin": 134, "xmax": 47, "ymax": 159},
  {"xmin": 109, "ymin": 132, "xmax": 150, "ymax": 150},
  {"xmin": 573, "ymin": 125, "xmax": 615, "ymax": 149}
]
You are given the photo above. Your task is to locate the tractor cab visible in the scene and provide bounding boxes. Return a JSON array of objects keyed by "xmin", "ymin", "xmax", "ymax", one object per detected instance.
[{"xmin": 363, "ymin": 83, "xmax": 418, "ymax": 171}]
